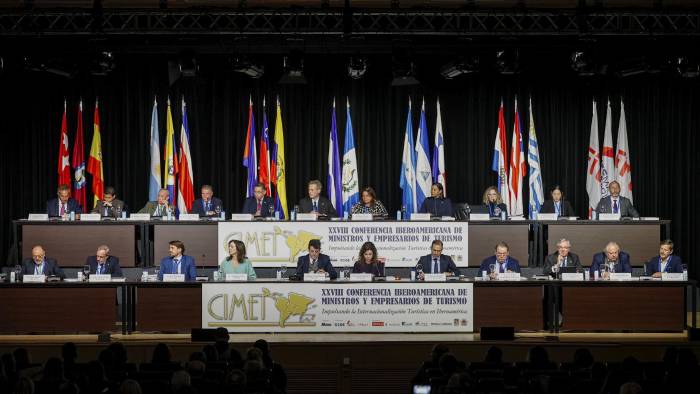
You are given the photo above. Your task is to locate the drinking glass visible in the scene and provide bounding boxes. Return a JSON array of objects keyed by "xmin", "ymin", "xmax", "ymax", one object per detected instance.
[
  {"xmin": 82, "ymin": 265, "xmax": 91, "ymax": 280},
  {"xmin": 280, "ymin": 264, "xmax": 288, "ymax": 278}
]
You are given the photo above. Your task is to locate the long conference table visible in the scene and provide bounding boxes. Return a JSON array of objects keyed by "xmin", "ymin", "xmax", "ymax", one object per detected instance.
[
  {"xmin": 13, "ymin": 219, "xmax": 670, "ymax": 268},
  {"xmin": 0, "ymin": 279, "xmax": 694, "ymax": 335}
]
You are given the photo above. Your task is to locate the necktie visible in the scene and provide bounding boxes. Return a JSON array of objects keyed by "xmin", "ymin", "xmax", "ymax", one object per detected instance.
[
  {"xmin": 433, "ymin": 258, "xmax": 439, "ymax": 274},
  {"xmin": 35, "ymin": 264, "xmax": 42, "ymax": 275},
  {"xmin": 98, "ymin": 265, "xmax": 103, "ymax": 275},
  {"xmin": 562, "ymin": 257, "xmax": 567, "ymax": 267},
  {"xmin": 205, "ymin": 201, "xmax": 210, "ymax": 212},
  {"xmin": 499, "ymin": 262, "xmax": 505, "ymax": 273},
  {"xmin": 155, "ymin": 205, "xmax": 161, "ymax": 216},
  {"xmin": 613, "ymin": 199, "xmax": 619, "ymax": 213},
  {"xmin": 555, "ymin": 202, "xmax": 560, "ymax": 216},
  {"xmin": 313, "ymin": 201, "xmax": 319, "ymax": 212},
  {"xmin": 311, "ymin": 259, "xmax": 318, "ymax": 272},
  {"xmin": 60, "ymin": 203, "xmax": 66, "ymax": 216},
  {"xmin": 257, "ymin": 200, "xmax": 262, "ymax": 212},
  {"xmin": 174, "ymin": 259, "xmax": 180, "ymax": 274}
]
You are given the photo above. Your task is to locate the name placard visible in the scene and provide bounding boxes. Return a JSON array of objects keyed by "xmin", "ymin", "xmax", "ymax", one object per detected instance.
[
  {"xmin": 509, "ymin": 216, "xmax": 526, "ymax": 221},
  {"xmin": 27, "ymin": 214, "xmax": 49, "ymax": 221},
  {"xmin": 469, "ymin": 213, "xmax": 490, "ymax": 221},
  {"xmin": 410, "ymin": 213, "xmax": 431, "ymax": 221},
  {"xmin": 599, "ymin": 213, "xmax": 621, "ymax": 221},
  {"xmin": 536, "ymin": 213, "xmax": 558, "ymax": 221},
  {"xmin": 129, "ymin": 213, "xmax": 151, "ymax": 221},
  {"xmin": 225, "ymin": 273, "xmax": 248, "ymax": 282},
  {"xmin": 609, "ymin": 272, "xmax": 633, "ymax": 281},
  {"xmin": 89, "ymin": 274, "xmax": 112, "ymax": 282},
  {"xmin": 351, "ymin": 213, "xmax": 372, "ymax": 221},
  {"xmin": 23, "ymin": 275, "xmax": 46, "ymax": 283},
  {"xmin": 423, "ymin": 273, "xmax": 447, "ymax": 282},
  {"xmin": 561, "ymin": 273, "xmax": 585, "ymax": 281},
  {"xmin": 497, "ymin": 273, "xmax": 521, "ymax": 281},
  {"xmin": 303, "ymin": 273, "xmax": 328, "ymax": 282},
  {"xmin": 80, "ymin": 213, "xmax": 101, "ymax": 221},
  {"xmin": 661, "ymin": 273, "xmax": 684, "ymax": 281},
  {"xmin": 163, "ymin": 274, "xmax": 185, "ymax": 282},
  {"xmin": 230, "ymin": 214, "xmax": 254, "ymax": 221},
  {"xmin": 349, "ymin": 273, "xmax": 373, "ymax": 281},
  {"xmin": 296, "ymin": 213, "xmax": 317, "ymax": 221},
  {"xmin": 178, "ymin": 213, "xmax": 200, "ymax": 221},
  {"xmin": 440, "ymin": 216, "xmax": 456, "ymax": 221}
]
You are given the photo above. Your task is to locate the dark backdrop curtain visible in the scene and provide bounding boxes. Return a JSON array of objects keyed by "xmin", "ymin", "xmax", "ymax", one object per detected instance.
[{"xmin": 1, "ymin": 54, "xmax": 698, "ymax": 277}]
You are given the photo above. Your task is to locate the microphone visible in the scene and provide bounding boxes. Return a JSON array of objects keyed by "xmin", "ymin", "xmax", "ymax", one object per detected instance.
[{"xmin": 432, "ymin": 198, "xmax": 437, "ymax": 217}]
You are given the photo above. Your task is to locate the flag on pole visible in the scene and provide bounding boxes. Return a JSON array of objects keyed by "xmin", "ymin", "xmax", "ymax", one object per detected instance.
[
  {"xmin": 415, "ymin": 99, "xmax": 432, "ymax": 210},
  {"xmin": 400, "ymin": 99, "xmax": 417, "ymax": 217},
  {"xmin": 615, "ymin": 99, "xmax": 633, "ymax": 204},
  {"xmin": 527, "ymin": 97, "xmax": 544, "ymax": 220},
  {"xmin": 508, "ymin": 97, "xmax": 526, "ymax": 217},
  {"xmin": 492, "ymin": 100, "xmax": 510, "ymax": 212},
  {"xmin": 586, "ymin": 99, "xmax": 602, "ymax": 218},
  {"xmin": 432, "ymin": 98, "xmax": 446, "ymax": 195},
  {"xmin": 243, "ymin": 97, "xmax": 258, "ymax": 198},
  {"xmin": 148, "ymin": 98, "xmax": 161, "ymax": 201},
  {"xmin": 342, "ymin": 98, "xmax": 360, "ymax": 216},
  {"xmin": 177, "ymin": 98, "xmax": 195, "ymax": 214},
  {"xmin": 327, "ymin": 99, "xmax": 343, "ymax": 216},
  {"xmin": 163, "ymin": 98, "xmax": 178, "ymax": 206},
  {"xmin": 72, "ymin": 100, "xmax": 87, "ymax": 212},
  {"xmin": 258, "ymin": 97, "xmax": 271, "ymax": 197},
  {"xmin": 57, "ymin": 101, "xmax": 71, "ymax": 187},
  {"xmin": 600, "ymin": 99, "xmax": 614, "ymax": 199},
  {"xmin": 87, "ymin": 100, "xmax": 104, "ymax": 208},
  {"xmin": 272, "ymin": 97, "xmax": 288, "ymax": 219}
]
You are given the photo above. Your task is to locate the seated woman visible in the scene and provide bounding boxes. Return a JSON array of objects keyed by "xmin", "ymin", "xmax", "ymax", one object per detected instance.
[
  {"xmin": 482, "ymin": 186, "xmax": 508, "ymax": 218},
  {"xmin": 539, "ymin": 185, "xmax": 574, "ymax": 217},
  {"xmin": 219, "ymin": 239, "xmax": 257, "ymax": 280},
  {"xmin": 419, "ymin": 182, "xmax": 453, "ymax": 217},
  {"xmin": 350, "ymin": 187, "xmax": 388, "ymax": 218},
  {"xmin": 351, "ymin": 241, "xmax": 385, "ymax": 276}
]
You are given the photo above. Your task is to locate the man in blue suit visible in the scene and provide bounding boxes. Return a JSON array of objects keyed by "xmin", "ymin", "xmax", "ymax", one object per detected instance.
[
  {"xmin": 415, "ymin": 239, "xmax": 460, "ymax": 278},
  {"xmin": 191, "ymin": 185, "xmax": 224, "ymax": 218},
  {"xmin": 645, "ymin": 239, "xmax": 683, "ymax": 278},
  {"xmin": 21, "ymin": 245, "xmax": 65, "ymax": 279},
  {"xmin": 158, "ymin": 240, "xmax": 197, "ymax": 281},
  {"xmin": 242, "ymin": 183, "xmax": 274, "ymax": 217},
  {"xmin": 85, "ymin": 245, "xmax": 123, "ymax": 277},
  {"xmin": 589, "ymin": 241, "xmax": 632, "ymax": 279},
  {"xmin": 479, "ymin": 241, "xmax": 521, "ymax": 279},
  {"xmin": 295, "ymin": 239, "xmax": 338, "ymax": 279},
  {"xmin": 46, "ymin": 184, "xmax": 82, "ymax": 218}
]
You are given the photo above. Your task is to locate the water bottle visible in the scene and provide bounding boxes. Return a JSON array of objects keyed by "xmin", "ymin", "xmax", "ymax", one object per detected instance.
[
  {"xmin": 683, "ymin": 264, "xmax": 688, "ymax": 281},
  {"xmin": 10, "ymin": 271, "xmax": 15, "ymax": 283},
  {"xmin": 167, "ymin": 209, "xmax": 172, "ymax": 221},
  {"xmin": 401, "ymin": 205, "xmax": 407, "ymax": 221},
  {"xmin": 343, "ymin": 211, "xmax": 349, "ymax": 220},
  {"xmin": 141, "ymin": 270, "xmax": 148, "ymax": 282},
  {"xmin": 69, "ymin": 211, "xmax": 75, "ymax": 221},
  {"xmin": 592, "ymin": 210, "xmax": 598, "ymax": 221},
  {"xmin": 121, "ymin": 210, "xmax": 127, "ymax": 219},
  {"xmin": 276, "ymin": 267, "xmax": 282, "ymax": 280},
  {"xmin": 396, "ymin": 210, "xmax": 401, "ymax": 221},
  {"xmin": 500, "ymin": 211, "xmax": 506, "ymax": 221},
  {"xmin": 220, "ymin": 211, "xmax": 226, "ymax": 220},
  {"xmin": 410, "ymin": 270, "xmax": 415, "ymax": 281},
  {"xmin": 274, "ymin": 211, "xmax": 280, "ymax": 220}
]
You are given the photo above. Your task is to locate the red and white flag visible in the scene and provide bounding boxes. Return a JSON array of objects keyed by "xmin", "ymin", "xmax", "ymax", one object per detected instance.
[
  {"xmin": 615, "ymin": 99, "xmax": 633, "ymax": 204},
  {"xmin": 57, "ymin": 101, "xmax": 71, "ymax": 187},
  {"xmin": 600, "ymin": 99, "xmax": 615, "ymax": 198},
  {"xmin": 508, "ymin": 97, "xmax": 526, "ymax": 217},
  {"xmin": 491, "ymin": 100, "xmax": 510, "ymax": 211},
  {"xmin": 586, "ymin": 100, "xmax": 602, "ymax": 218},
  {"xmin": 177, "ymin": 98, "xmax": 195, "ymax": 213}
]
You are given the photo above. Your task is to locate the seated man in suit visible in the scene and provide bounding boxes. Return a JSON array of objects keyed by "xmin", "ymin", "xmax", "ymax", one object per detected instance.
[
  {"xmin": 419, "ymin": 183, "xmax": 454, "ymax": 217},
  {"xmin": 295, "ymin": 239, "xmax": 338, "ymax": 279},
  {"xmin": 479, "ymin": 242, "xmax": 521, "ymax": 279},
  {"xmin": 138, "ymin": 188, "xmax": 174, "ymax": 217},
  {"xmin": 297, "ymin": 180, "xmax": 336, "ymax": 218},
  {"xmin": 543, "ymin": 238, "xmax": 583, "ymax": 276},
  {"xmin": 21, "ymin": 245, "xmax": 65, "ymax": 279},
  {"xmin": 85, "ymin": 245, "xmax": 123, "ymax": 277},
  {"xmin": 242, "ymin": 182, "xmax": 274, "ymax": 217},
  {"xmin": 589, "ymin": 241, "xmax": 632, "ymax": 279},
  {"xmin": 158, "ymin": 240, "xmax": 197, "ymax": 281},
  {"xmin": 415, "ymin": 239, "xmax": 459, "ymax": 279},
  {"xmin": 539, "ymin": 185, "xmax": 575, "ymax": 217},
  {"xmin": 596, "ymin": 181, "xmax": 639, "ymax": 218},
  {"xmin": 46, "ymin": 184, "xmax": 82, "ymax": 218},
  {"xmin": 191, "ymin": 184, "xmax": 223, "ymax": 217},
  {"xmin": 645, "ymin": 239, "xmax": 684, "ymax": 278},
  {"xmin": 92, "ymin": 186, "xmax": 128, "ymax": 218}
]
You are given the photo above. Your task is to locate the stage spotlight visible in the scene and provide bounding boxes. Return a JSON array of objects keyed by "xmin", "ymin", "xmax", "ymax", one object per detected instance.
[
  {"xmin": 230, "ymin": 55, "xmax": 264, "ymax": 79},
  {"xmin": 347, "ymin": 56, "xmax": 367, "ymax": 79},
  {"xmin": 440, "ymin": 55, "xmax": 479, "ymax": 79},
  {"xmin": 24, "ymin": 56, "xmax": 75, "ymax": 78},
  {"xmin": 676, "ymin": 56, "xmax": 700, "ymax": 78},
  {"xmin": 90, "ymin": 51, "xmax": 116, "ymax": 76},
  {"xmin": 168, "ymin": 51, "xmax": 198, "ymax": 85},
  {"xmin": 279, "ymin": 49, "xmax": 307, "ymax": 84},
  {"xmin": 495, "ymin": 49, "xmax": 519, "ymax": 75},
  {"xmin": 615, "ymin": 57, "xmax": 650, "ymax": 78}
]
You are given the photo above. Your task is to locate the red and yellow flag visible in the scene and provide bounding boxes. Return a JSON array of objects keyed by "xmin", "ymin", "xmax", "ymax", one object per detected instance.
[{"xmin": 87, "ymin": 100, "xmax": 104, "ymax": 207}]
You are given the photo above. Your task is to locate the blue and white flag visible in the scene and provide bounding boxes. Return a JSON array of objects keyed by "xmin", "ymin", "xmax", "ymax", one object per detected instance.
[
  {"xmin": 527, "ymin": 97, "xmax": 544, "ymax": 219},
  {"xmin": 400, "ymin": 99, "xmax": 417, "ymax": 217},
  {"xmin": 415, "ymin": 99, "xmax": 432, "ymax": 210},
  {"xmin": 149, "ymin": 98, "xmax": 161, "ymax": 201},
  {"xmin": 432, "ymin": 98, "xmax": 446, "ymax": 195},
  {"xmin": 327, "ymin": 99, "xmax": 343, "ymax": 216},
  {"xmin": 342, "ymin": 98, "xmax": 359, "ymax": 216}
]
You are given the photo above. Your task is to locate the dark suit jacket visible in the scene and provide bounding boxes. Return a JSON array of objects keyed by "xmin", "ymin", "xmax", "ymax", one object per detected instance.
[
  {"xmin": 158, "ymin": 255, "xmax": 197, "ymax": 281},
  {"xmin": 137, "ymin": 201, "xmax": 173, "ymax": 217},
  {"xmin": 419, "ymin": 198, "xmax": 454, "ymax": 217},
  {"xmin": 242, "ymin": 196, "xmax": 274, "ymax": 217},
  {"xmin": 478, "ymin": 256, "xmax": 521, "ymax": 273},
  {"xmin": 46, "ymin": 198, "xmax": 82, "ymax": 217},
  {"xmin": 644, "ymin": 255, "xmax": 684, "ymax": 275},
  {"xmin": 589, "ymin": 251, "xmax": 632, "ymax": 275},
  {"xmin": 542, "ymin": 252, "xmax": 583, "ymax": 276},
  {"xmin": 191, "ymin": 197, "xmax": 224, "ymax": 217},
  {"xmin": 415, "ymin": 254, "xmax": 460, "ymax": 276},
  {"xmin": 487, "ymin": 203, "xmax": 508, "ymax": 218},
  {"xmin": 92, "ymin": 199, "xmax": 127, "ymax": 218},
  {"xmin": 539, "ymin": 200, "xmax": 575, "ymax": 217},
  {"xmin": 21, "ymin": 258, "xmax": 65, "ymax": 279},
  {"xmin": 297, "ymin": 196, "xmax": 337, "ymax": 217},
  {"xmin": 596, "ymin": 196, "xmax": 639, "ymax": 218},
  {"xmin": 295, "ymin": 253, "xmax": 338, "ymax": 279},
  {"xmin": 85, "ymin": 255, "xmax": 123, "ymax": 277}
]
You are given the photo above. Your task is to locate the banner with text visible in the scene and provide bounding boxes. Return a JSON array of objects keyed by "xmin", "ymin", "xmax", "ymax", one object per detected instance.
[
  {"xmin": 202, "ymin": 282, "xmax": 474, "ymax": 332},
  {"xmin": 217, "ymin": 221, "xmax": 468, "ymax": 267}
]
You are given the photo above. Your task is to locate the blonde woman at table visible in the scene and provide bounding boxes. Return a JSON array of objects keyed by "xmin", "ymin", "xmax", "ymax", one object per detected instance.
[{"xmin": 219, "ymin": 239, "xmax": 257, "ymax": 280}]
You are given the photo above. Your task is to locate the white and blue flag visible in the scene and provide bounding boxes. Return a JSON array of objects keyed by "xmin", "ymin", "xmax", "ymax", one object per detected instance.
[
  {"xmin": 415, "ymin": 99, "xmax": 432, "ymax": 210},
  {"xmin": 148, "ymin": 98, "xmax": 161, "ymax": 201},
  {"xmin": 400, "ymin": 99, "xmax": 417, "ymax": 217},
  {"xmin": 342, "ymin": 98, "xmax": 359, "ymax": 216},
  {"xmin": 527, "ymin": 97, "xmax": 544, "ymax": 219}
]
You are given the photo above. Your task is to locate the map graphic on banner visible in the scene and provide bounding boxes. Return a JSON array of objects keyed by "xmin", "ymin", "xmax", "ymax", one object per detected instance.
[
  {"xmin": 202, "ymin": 282, "xmax": 474, "ymax": 333},
  {"xmin": 217, "ymin": 222, "xmax": 469, "ymax": 267}
]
